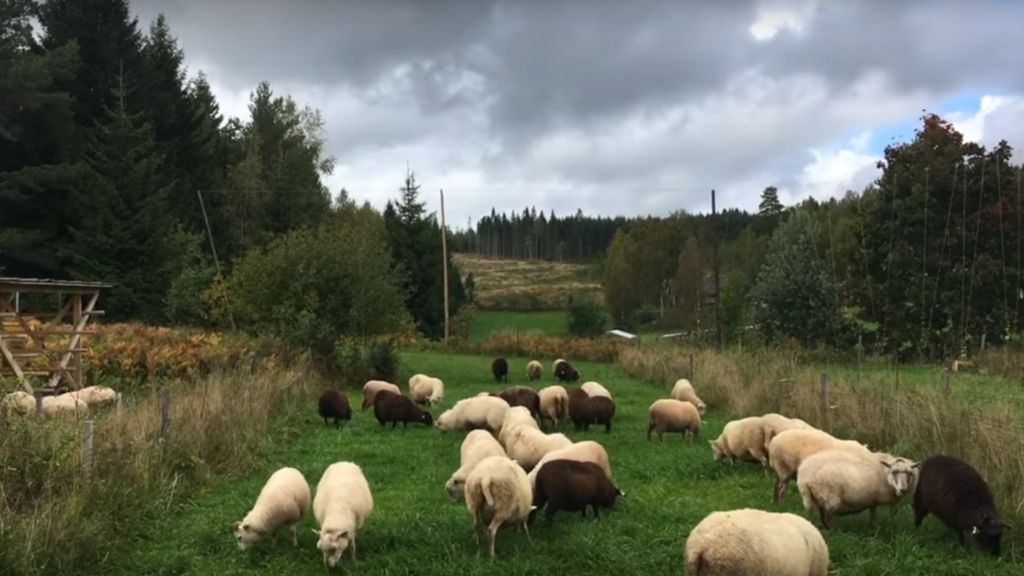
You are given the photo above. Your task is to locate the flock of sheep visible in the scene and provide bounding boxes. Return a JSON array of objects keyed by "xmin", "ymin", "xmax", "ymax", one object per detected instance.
[
  {"xmin": 1, "ymin": 385, "xmax": 119, "ymax": 416},
  {"xmin": 233, "ymin": 356, "xmax": 1008, "ymax": 573}
]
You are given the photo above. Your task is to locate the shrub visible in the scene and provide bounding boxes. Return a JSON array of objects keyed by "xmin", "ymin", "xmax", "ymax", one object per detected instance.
[
  {"xmin": 333, "ymin": 337, "xmax": 401, "ymax": 388},
  {"xmin": 567, "ymin": 297, "xmax": 608, "ymax": 337}
]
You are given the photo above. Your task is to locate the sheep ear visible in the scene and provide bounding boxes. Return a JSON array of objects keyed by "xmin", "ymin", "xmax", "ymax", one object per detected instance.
[
  {"xmin": 911, "ymin": 461, "xmax": 921, "ymax": 469},
  {"xmin": 232, "ymin": 521, "xmax": 241, "ymax": 530},
  {"xmin": 971, "ymin": 526, "xmax": 980, "ymax": 535},
  {"xmin": 311, "ymin": 529, "xmax": 321, "ymax": 536},
  {"xmin": 529, "ymin": 505, "xmax": 538, "ymax": 512},
  {"xmin": 880, "ymin": 461, "xmax": 892, "ymax": 469}
]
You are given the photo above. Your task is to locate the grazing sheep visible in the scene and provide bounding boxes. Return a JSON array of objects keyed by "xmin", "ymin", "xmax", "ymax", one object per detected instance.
[
  {"xmin": 580, "ymin": 381, "xmax": 612, "ymax": 399},
  {"xmin": 552, "ymin": 358, "xmax": 566, "ymax": 374},
  {"xmin": 491, "ymin": 358, "xmax": 509, "ymax": 383},
  {"xmin": 709, "ymin": 417, "xmax": 766, "ymax": 465},
  {"xmin": 568, "ymin": 394, "xmax": 615, "ymax": 432},
  {"xmin": 526, "ymin": 360, "xmax": 543, "ymax": 381},
  {"xmin": 494, "ymin": 386, "xmax": 541, "ymax": 417},
  {"xmin": 554, "ymin": 360, "xmax": 579, "ymax": 382},
  {"xmin": 504, "ymin": 426, "xmax": 572, "ymax": 470},
  {"xmin": 647, "ymin": 399, "xmax": 701, "ymax": 441},
  {"xmin": 318, "ymin": 389, "xmax": 352, "ymax": 427},
  {"xmin": 314, "ymin": 462, "xmax": 374, "ymax": 569},
  {"xmin": 373, "ymin": 390, "xmax": 433, "ymax": 428},
  {"xmin": 409, "ymin": 374, "xmax": 445, "ymax": 406},
  {"xmin": 436, "ymin": 396, "xmax": 510, "ymax": 432},
  {"xmin": 41, "ymin": 393, "xmax": 88, "ymax": 417},
  {"xmin": 759, "ymin": 413, "xmax": 814, "ymax": 456},
  {"xmin": 670, "ymin": 378, "xmax": 705, "ymax": 414},
  {"xmin": 73, "ymin": 385, "xmax": 120, "ymax": 408},
  {"xmin": 532, "ymin": 459, "xmax": 622, "ymax": 524},
  {"xmin": 465, "ymin": 455, "xmax": 534, "ymax": 558},
  {"xmin": 2, "ymin": 391, "xmax": 36, "ymax": 415},
  {"xmin": 446, "ymin": 430, "xmax": 507, "ymax": 502},
  {"xmin": 537, "ymin": 385, "xmax": 569, "ymax": 428},
  {"xmin": 527, "ymin": 440, "xmax": 613, "ymax": 489},
  {"xmin": 233, "ymin": 467, "xmax": 311, "ymax": 550},
  {"xmin": 685, "ymin": 508, "xmax": 829, "ymax": 576},
  {"xmin": 768, "ymin": 429, "xmax": 870, "ymax": 503},
  {"xmin": 361, "ymin": 380, "xmax": 400, "ymax": 411},
  {"xmin": 913, "ymin": 455, "xmax": 1007, "ymax": 555},
  {"xmin": 498, "ymin": 406, "xmax": 540, "ymax": 450},
  {"xmin": 798, "ymin": 450, "xmax": 919, "ymax": 529}
]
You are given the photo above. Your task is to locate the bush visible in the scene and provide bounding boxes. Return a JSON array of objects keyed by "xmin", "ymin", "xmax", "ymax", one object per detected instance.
[
  {"xmin": 567, "ymin": 297, "xmax": 609, "ymax": 337},
  {"xmin": 333, "ymin": 337, "xmax": 401, "ymax": 388}
]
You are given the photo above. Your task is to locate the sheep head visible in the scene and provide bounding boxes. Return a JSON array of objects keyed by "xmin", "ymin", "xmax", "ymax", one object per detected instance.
[{"xmin": 881, "ymin": 457, "xmax": 920, "ymax": 497}]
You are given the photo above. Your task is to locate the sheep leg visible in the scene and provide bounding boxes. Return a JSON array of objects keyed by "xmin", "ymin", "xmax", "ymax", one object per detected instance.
[
  {"xmin": 913, "ymin": 508, "xmax": 927, "ymax": 528},
  {"xmin": 323, "ymin": 417, "xmax": 329, "ymax": 426},
  {"xmin": 646, "ymin": 422, "xmax": 654, "ymax": 441},
  {"xmin": 818, "ymin": 507, "xmax": 831, "ymax": 529},
  {"xmin": 290, "ymin": 523, "xmax": 298, "ymax": 547},
  {"xmin": 488, "ymin": 520, "xmax": 501, "ymax": 559},
  {"xmin": 605, "ymin": 421, "xmax": 611, "ymax": 433},
  {"xmin": 350, "ymin": 535, "xmax": 357, "ymax": 563},
  {"xmin": 521, "ymin": 522, "xmax": 532, "ymax": 544}
]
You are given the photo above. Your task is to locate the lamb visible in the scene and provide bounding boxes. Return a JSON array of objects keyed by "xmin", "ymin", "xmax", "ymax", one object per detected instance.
[
  {"xmin": 647, "ymin": 399, "xmax": 701, "ymax": 441},
  {"xmin": 446, "ymin": 430, "xmax": 507, "ymax": 502},
  {"xmin": 233, "ymin": 467, "xmax": 311, "ymax": 550},
  {"xmin": 537, "ymin": 385, "xmax": 569, "ymax": 428},
  {"xmin": 797, "ymin": 449, "xmax": 919, "ymax": 529},
  {"xmin": 491, "ymin": 358, "xmax": 509, "ymax": 382},
  {"xmin": 436, "ymin": 396, "xmax": 510, "ymax": 432},
  {"xmin": 503, "ymin": 426, "xmax": 572, "ymax": 470},
  {"xmin": 554, "ymin": 360, "xmax": 579, "ymax": 382},
  {"xmin": 409, "ymin": 374, "xmax": 444, "ymax": 406},
  {"xmin": 526, "ymin": 360, "xmax": 543, "ymax": 381},
  {"xmin": 568, "ymin": 394, "xmax": 615, "ymax": 432},
  {"xmin": 497, "ymin": 406, "xmax": 540, "ymax": 450},
  {"xmin": 527, "ymin": 440, "xmax": 613, "ymax": 489},
  {"xmin": 580, "ymin": 381, "xmax": 612, "ymax": 399},
  {"xmin": 314, "ymin": 462, "xmax": 374, "ymax": 569},
  {"xmin": 670, "ymin": 378, "xmax": 705, "ymax": 414},
  {"xmin": 72, "ymin": 385, "xmax": 120, "ymax": 408},
  {"xmin": 2, "ymin": 391, "xmax": 36, "ymax": 415},
  {"xmin": 913, "ymin": 455, "xmax": 1007, "ymax": 555},
  {"xmin": 684, "ymin": 508, "xmax": 829, "ymax": 576},
  {"xmin": 41, "ymin": 393, "xmax": 88, "ymax": 417},
  {"xmin": 494, "ymin": 386, "xmax": 540, "ymax": 417},
  {"xmin": 361, "ymin": 380, "xmax": 400, "ymax": 411},
  {"xmin": 318, "ymin": 389, "xmax": 352, "ymax": 427},
  {"xmin": 373, "ymin": 390, "xmax": 433, "ymax": 428},
  {"xmin": 464, "ymin": 455, "xmax": 534, "ymax": 558},
  {"xmin": 532, "ymin": 459, "xmax": 623, "ymax": 524},
  {"xmin": 768, "ymin": 428, "xmax": 870, "ymax": 503}
]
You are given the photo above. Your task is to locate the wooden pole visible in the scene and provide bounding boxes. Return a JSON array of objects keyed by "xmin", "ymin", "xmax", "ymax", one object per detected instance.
[
  {"xmin": 197, "ymin": 190, "xmax": 237, "ymax": 331},
  {"xmin": 943, "ymin": 368, "xmax": 951, "ymax": 394},
  {"xmin": 81, "ymin": 419, "xmax": 94, "ymax": 476},
  {"xmin": 160, "ymin": 390, "xmax": 171, "ymax": 439},
  {"xmin": 712, "ymin": 189, "xmax": 723, "ymax": 350},
  {"xmin": 820, "ymin": 373, "xmax": 830, "ymax": 414},
  {"xmin": 72, "ymin": 294, "xmax": 83, "ymax": 388},
  {"xmin": 689, "ymin": 353, "xmax": 695, "ymax": 381},
  {"xmin": 440, "ymin": 189, "xmax": 450, "ymax": 341}
]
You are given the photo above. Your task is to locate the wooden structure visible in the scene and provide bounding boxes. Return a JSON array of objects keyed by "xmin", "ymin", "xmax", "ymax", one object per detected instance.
[{"xmin": 0, "ymin": 277, "xmax": 110, "ymax": 395}]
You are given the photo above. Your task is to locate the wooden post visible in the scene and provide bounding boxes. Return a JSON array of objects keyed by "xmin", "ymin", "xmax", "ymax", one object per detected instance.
[
  {"xmin": 197, "ymin": 190, "xmax": 236, "ymax": 331},
  {"xmin": 440, "ymin": 189, "xmax": 451, "ymax": 341},
  {"xmin": 689, "ymin": 353, "xmax": 695, "ymax": 381},
  {"xmin": 81, "ymin": 420, "xmax": 94, "ymax": 476},
  {"xmin": 35, "ymin": 390, "xmax": 43, "ymax": 416},
  {"xmin": 711, "ymin": 189, "xmax": 723, "ymax": 350},
  {"xmin": 72, "ymin": 294, "xmax": 83, "ymax": 388},
  {"xmin": 980, "ymin": 333, "xmax": 987, "ymax": 353},
  {"xmin": 856, "ymin": 334, "xmax": 863, "ymax": 384},
  {"xmin": 943, "ymin": 369, "xmax": 951, "ymax": 394},
  {"xmin": 160, "ymin": 389, "xmax": 170, "ymax": 439},
  {"xmin": 820, "ymin": 373, "xmax": 830, "ymax": 414}
]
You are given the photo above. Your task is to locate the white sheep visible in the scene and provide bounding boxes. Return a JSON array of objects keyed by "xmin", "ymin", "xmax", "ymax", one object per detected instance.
[
  {"xmin": 446, "ymin": 430, "xmax": 507, "ymax": 502},
  {"xmin": 465, "ymin": 455, "xmax": 534, "ymax": 558},
  {"xmin": 436, "ymin": 396, "xmax": 510, "ymax": 432},
  {"xmin": 409, "ymin": 374, "xmax": 444, "ymax": 406},
  {"xmin": 670, "ymin": 378, "xmax": 706, "ymax": 414},
  {"xmin": 647, "ymin": 399, "xmax": 701, "ymax": 441},
  {"xmin": 41, "ymin": 393, "xmax": 88, "ymax": 417},
  {"xmin": 759, "ymin": 413, "xmax": 814, "ymax": 456},
  {"xmin": 797, "ymin": 449, "xmax": 920, "ymax": 528},
  {"xmin": 526, "ymin": 440, "xmax": 613, "ymax": 489},
  {"xmin": 233, "ymin": 467, "xmax": 311, "ymax": 550},
  {"xmin": 768, "ymin": 428, "xmax": 870, "ymax": 503},
  {"xmin": 526, "ymin": 360, "xmax": 543, "ymax": 381},
  {"xmin": 709, "ymin": 417, "xmax": 768, "ymax": 465},
  {"xmin": 504, "ymin": 426, "xmax": 572, "ymax": 470},
  {"xmin": 361, "ymin": 380, "xmax": 400, "ymax": 411},
  {"xmin": 580, "ymin": 381, "xmax": 612, "ymax": 399},
  {"xmin": 685, "ymin": 508, "xmax": 829, "ymax": 576},
  {"xmin": 314, "ymin": 462, "xmax": 374, "ymax": 569},
  {"xmin": 497, "ymin": 406, "xmax": 540, "ymax": 449},
  {"xmin": 537, "ymin": 385, "xmax": 569, "ymax": 428},
  {"xmin": 2, "ymin": 391, "xmax": 36, "ymax": 415},
  {"xmin": 73, "ymin": 385, "xmax": 120, "ymax": 408}
]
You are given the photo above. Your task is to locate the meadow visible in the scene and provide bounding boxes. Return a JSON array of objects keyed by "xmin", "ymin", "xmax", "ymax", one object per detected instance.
[
  {"xmin": 454, "ymin": 254, "xmax": 603, "ymax": 310},
  {"xmin": 468, "ymin": 310, "xmax": 568, "ymax": 342},
  {"xmin": 103, "ymin": 350, "xmax": 1021, "ymax": 575}
]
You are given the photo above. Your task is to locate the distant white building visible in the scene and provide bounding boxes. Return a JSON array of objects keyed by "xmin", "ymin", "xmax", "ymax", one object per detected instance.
[{"xmin": 606, "ymin": 329, "xmax": 637, "ymax": 339}]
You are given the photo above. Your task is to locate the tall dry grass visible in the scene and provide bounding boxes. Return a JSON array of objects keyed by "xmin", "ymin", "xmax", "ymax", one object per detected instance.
[
  {"xmin": 618, "ymin": 345, "xmax": 1024, "ymax": 529},
  {"xmin": 0, "ymin": 363, "xmax": 316, "ymax": 576}
]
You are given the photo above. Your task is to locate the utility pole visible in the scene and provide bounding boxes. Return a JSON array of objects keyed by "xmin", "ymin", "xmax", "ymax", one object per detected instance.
[
  {"xmin": 197, "ymin": 190, "xmax": 236, "ymax": 330},
  {"xmin": 712, "ymin": 189, "xmax": 723, "ymax": 350},
  {"xmin": 440, "ymin": 189, "xmax": 451, "ymax": 341}
]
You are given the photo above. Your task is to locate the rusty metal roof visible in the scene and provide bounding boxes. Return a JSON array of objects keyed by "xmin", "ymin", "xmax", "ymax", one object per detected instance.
[{"xmin": 0, "ymin": 277, "xmax": 113, "ymax": 292}]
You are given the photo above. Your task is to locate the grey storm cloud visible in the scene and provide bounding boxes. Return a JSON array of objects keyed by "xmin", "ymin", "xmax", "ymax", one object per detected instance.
[{"xmin": 130, "ymin": 0, "xmax": 1024, "ymax": 224}]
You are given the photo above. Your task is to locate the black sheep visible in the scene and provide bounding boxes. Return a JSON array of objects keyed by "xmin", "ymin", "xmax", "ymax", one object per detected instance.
[
  {"xmin": 554, "ymin": 361, "xmax": 579, "ymax": 382},
  {"xmin": 373, "ymin": 390, "xmax": 434, "ymax": 428},
  {"xmin": 569, "ymin": 394, "xmax": 616, "ymax": 432},
  {"xmin": 913, "ymin": 455, "xmax": 1008, "ymax": 555},
  {"xmin": 491, "ymin": 358, "xmax": 509, "ymax": 382},
  {"xmin": 318, "ymin": 389, "xmax": 352, "ymax": 427},
  {"xmin": 531, "ymin": 459, "xmax": 623, "ymax": 524},
  {"xmin": 493, "ymin": 386, "xmax": 541, "ymax": 417}
]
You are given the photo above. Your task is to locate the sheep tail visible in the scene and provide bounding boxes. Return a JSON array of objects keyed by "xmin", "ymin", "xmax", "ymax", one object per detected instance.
[
  {"xmin": 556, "ymin": 395, "xmax": 566, "ymax": 421},
  {"xmin": 482, "ymin": 476, "xmax": 497, "ymax": 508},
  {"xmin": 686, "ymin": 550, "xmax": 706, "ymax": 575}
]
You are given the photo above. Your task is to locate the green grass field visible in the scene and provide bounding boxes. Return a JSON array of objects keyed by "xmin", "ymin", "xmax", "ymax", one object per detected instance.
[
  {"xmin": 468, "ymin": 310, "xmax": 568, "ymax": 342},
  {"xmin": 104, "ymin": 350, "xmax": 1020, "ymax": 575}
]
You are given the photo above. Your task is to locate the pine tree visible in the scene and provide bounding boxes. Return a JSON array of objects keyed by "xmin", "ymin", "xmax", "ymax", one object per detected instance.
[{"xmin": 758, "ymin": 186, "xmax": 783, "ymax": 217}]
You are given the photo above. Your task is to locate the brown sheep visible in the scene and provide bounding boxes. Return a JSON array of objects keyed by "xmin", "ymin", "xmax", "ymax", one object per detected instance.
[
  {"xmin": 318, "ymin": 389, "xmax": 352, "ymax": 427},
  {"xmin": 531, "ymin": 459, "xmax": 623, "ymax": 524},
  {"xmin": 373, "ymin": 390, "xmax": 433, "ymax": 428},
  {"xmin": 491, "ymin": 358, "xmax": 509, "ymax": 382},
  {"xmin": 493, "ymin": 386, "xmax": 541, "ymax": 417},
  {"xmin": 555, "ymin": 360, "xmax": 580, "ymax": 382},
  {"xmin": 914, "ymin": 455, "xmax": 1007, "ymax": 555},
  {"xmin": 569, "ymin": 394, "xmax": 616, "ymax": 432}
]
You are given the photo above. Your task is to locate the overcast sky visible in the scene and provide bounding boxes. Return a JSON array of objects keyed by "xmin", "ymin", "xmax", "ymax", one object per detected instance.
[{"xmin": 131, "ymin": 0, "xmax": 1024, "ymax": 228}]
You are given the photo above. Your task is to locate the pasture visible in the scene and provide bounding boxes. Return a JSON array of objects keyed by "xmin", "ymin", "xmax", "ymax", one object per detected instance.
[
  {"xmin": 469, "ymin": 310, "xmax": 568, "ymax": 342},
  {"xmin": 106, "ymin": 350, "xmax": 1020, "ymax": 575}
]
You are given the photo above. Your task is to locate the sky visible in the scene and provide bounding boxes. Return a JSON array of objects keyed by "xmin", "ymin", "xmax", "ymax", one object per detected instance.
[{"xmin": 130, "ymin": 0, "xmax": 1024, "ymax": 228}]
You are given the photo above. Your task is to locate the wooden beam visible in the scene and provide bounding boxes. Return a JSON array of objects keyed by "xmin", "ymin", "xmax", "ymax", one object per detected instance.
[
  {"xmin": 48, "ymin": 291, "xmax": 99, "ymax": 388},
  {"xmin": 73, "ymin": 294, "xmax": 83, "ymax": 388},
  {"xmin": 0, "ymin": 337, "xmax": 24, "ymax": 380},
  {"xmin": 0, "ymin": 298, "xmax": 40, "ymax": 346}
]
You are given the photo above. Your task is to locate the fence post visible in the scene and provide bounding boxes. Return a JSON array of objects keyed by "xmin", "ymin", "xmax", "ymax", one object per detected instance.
[
  {"xmin": 856, "ymin": 334, "xmax": 863, "ymax": 384},
  {"xmin": 160, "ymin": 389, "xmax": 170, "ymax": 439},
  {"xmin": 943, "ymin": 369, "xmax": 951, "ymax": 395},
  {"xmin": 980, "ymin": 333, "xmax": 987, "ymax": 353},
  {"xmin": 81, "ymin": 420, "xmax": 94, "ymax": 476},
  {"xmin": 689, "ymin": 354, "xmax": 695, "ymax": 381},
  {"xmin": 820, "ymin": 373, "xmax": 830, "ymax": 414},
  {"xmin": 35, "ymin": 391, "xmax": 44, "ymax": 417}
]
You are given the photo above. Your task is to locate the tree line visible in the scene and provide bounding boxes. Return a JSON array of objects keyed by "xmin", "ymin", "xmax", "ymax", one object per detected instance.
[
  {"xmin": 0, "ymin": 0, "xmax": 464, "ymax": 345},
  {"xmin": 450, "ymin": 208, "xmax": 631, "ymax": 261}
]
